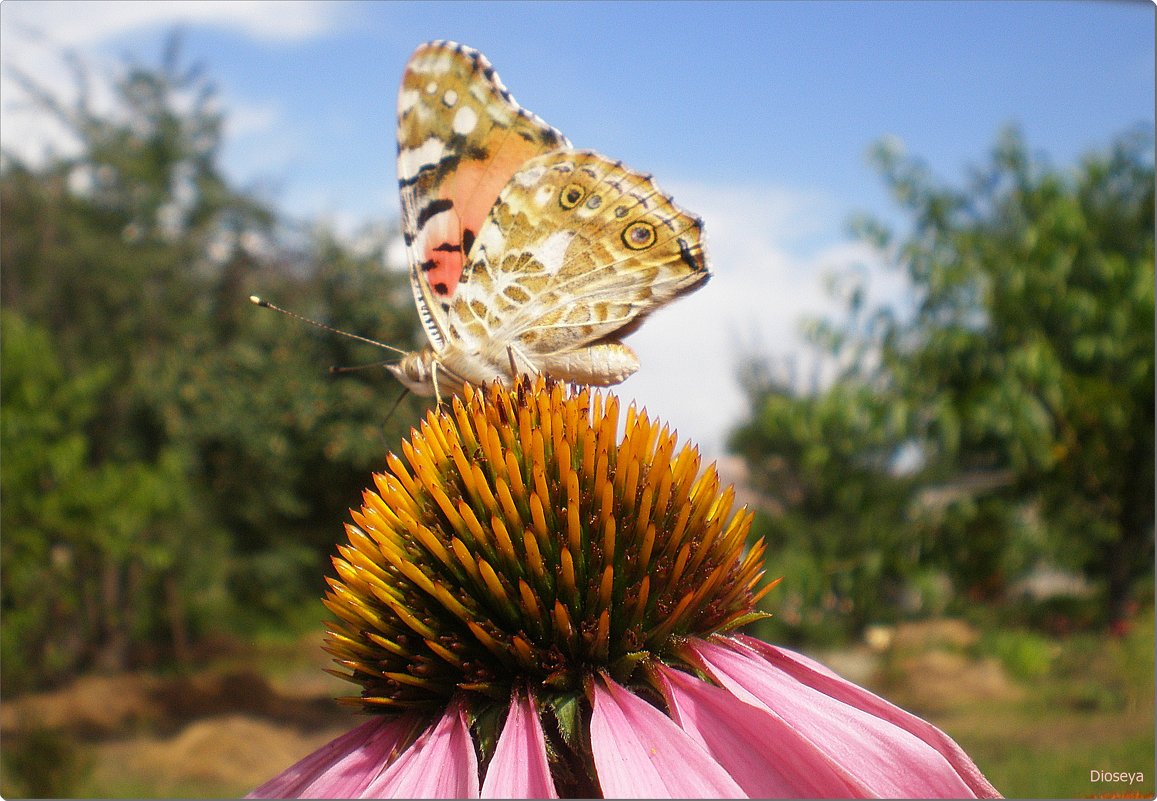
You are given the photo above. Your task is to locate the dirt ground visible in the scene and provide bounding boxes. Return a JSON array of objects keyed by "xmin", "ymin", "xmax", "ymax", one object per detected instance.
[
  {"xmin": 0, "ymin": 618, "xmax": 1113, "ymax": 797},
  {"xmin": 1, "ymin": 634, "xmax": 360, "ymax": 797}
]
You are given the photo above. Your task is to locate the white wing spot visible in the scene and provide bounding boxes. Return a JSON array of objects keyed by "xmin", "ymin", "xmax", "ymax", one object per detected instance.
[
  {"xmin": 425, "ymin": 81, "xmax": 438, "ymax": 93},
  {"xmin": 534, "ymin": 185, "xmax": 554, "ymax": 206},
  {"xmin": 400, "ymin": 137, "xmax": 446, "ymax": 175},
  {"xmin": 427, "ymin": 54, "xmax": 454, "ymax": 75},
  {"xmin": 443, "ymin": 89, "xmax": 458, "ymax": 106},
  {"xmin": 513, "ymin": 164, "xmax": 547, "ymax": 187},
  {"xmin": 452, "ymin": 105, "xmax": 478, "ymax": 135},
  {"xmin": 398, "ymin": 88, "xmax": 420, "ymax": 114},
  {"xmin": 528, "ymin": 231, "xmax": 574, "ymax": 274},
  {"xmin": 476, "ymin": 225, "xmax": 507, "ymax": 257}
]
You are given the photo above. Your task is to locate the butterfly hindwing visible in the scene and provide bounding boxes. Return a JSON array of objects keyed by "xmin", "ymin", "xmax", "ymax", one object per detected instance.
[
  {"xmin": 445, "ymin": 150, "xmax": 710, "ymax": 367},
  {"xmin": 397, "ymin": 41, "xmax": 569, "ymax": 351}
]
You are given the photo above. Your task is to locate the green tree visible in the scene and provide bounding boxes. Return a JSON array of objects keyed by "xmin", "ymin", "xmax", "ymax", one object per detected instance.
[
  {"xmin": 0, "ymin": 37, "xmax": 253, "ymax": 675},
  {"xmin": 1, "ymin": 313, "xmax": 225, "ymax": 689},
  {"xmin": 734, "ymin": 126, "xmax": 1154, "ymax": 631},
  {"xmin": 731, "ymin": 374, "xmax": 920, "ymax": 642},
  {"xmin": 1, "ymin": 36, "xmax": 431, "ymax": 685}
]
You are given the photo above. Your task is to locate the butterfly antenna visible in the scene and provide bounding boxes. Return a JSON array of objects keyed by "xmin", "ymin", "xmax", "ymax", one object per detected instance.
[
  {"xmin": 329, "ymin": 361, "xmax": 393, "ymax": 374},
  {"xmin": 249, "ymin": 295, "xmax": 409, "ymax": 357}
]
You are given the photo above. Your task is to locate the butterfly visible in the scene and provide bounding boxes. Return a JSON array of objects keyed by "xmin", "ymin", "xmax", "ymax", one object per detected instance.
[{"xmin": 386, "ymin": 41, "xmax": 711, "ymax": 399}]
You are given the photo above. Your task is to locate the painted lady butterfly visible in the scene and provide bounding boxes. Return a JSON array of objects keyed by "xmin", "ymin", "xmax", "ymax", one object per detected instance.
[{"xmin": 387, "ymin": 41, "xmax": 711, "ymax": 398}]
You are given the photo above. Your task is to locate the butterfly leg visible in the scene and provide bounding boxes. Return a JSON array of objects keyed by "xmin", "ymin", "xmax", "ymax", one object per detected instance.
[
  {"xmin": 507, "ymin": 345, "xmax": 518, "ymax": 379},
  {"xmin": 506, "ymin": 344, "xmax": 541, "ymax": 386},
  {"xmin": 431, "ymin": 360, "xmax": 445, "ymax": 406}
]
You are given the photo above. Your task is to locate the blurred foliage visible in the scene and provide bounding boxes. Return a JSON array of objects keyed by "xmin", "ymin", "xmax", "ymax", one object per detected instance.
[
  {"xmin": 0, "ymin": 724, "xmax": 90, "ymax": 798},
  {"xmin": 735, "ymin": 125, "xmax": 1154, "ymax": 641},
  {"xmin": 980, "ymin": 628, "xmax": 1055, "ymax": 682},
  {"xmin": 1, "ymin": 38, "xmax": 431, "ymax": 691}
]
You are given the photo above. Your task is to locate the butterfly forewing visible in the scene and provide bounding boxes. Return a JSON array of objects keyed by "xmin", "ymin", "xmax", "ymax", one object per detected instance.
[{"xmin": 396, "ymin": 41, "xmax": 569, "ymax": 351}]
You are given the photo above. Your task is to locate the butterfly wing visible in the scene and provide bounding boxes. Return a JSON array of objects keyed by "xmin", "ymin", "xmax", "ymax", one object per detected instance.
[
  {"xmin": 397, "ymin": 41, "xmax": 569, "ymax": 351},
  {"xmin": 443, "ymin": 150, "xmax": 710, "ymax": 382}
]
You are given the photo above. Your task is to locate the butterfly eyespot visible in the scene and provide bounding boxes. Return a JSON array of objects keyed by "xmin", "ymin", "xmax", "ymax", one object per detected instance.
[
  {"xmin": 559, "ymin": 183, "xmax": 585, "ymax": 209},
  {"xmin": 614, "ymin": 206, "xmax": 629, "ymax": 218},
  {"xmin": 585, "ymin": 194, "xmax": 602, "ymax": 210},
  {"xmin": 622, "ymin": 221, "xmax": 657, "ymax": 250}
]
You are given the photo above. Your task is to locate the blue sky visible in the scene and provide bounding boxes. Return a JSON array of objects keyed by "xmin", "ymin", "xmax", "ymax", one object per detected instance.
[{"xmin": 2, "ymin": 0, "xmax": 1153, "ymax": 459}]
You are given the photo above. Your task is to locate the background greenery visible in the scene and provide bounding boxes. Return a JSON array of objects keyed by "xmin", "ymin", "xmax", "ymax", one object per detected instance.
[
  {"xmin": 2, "ymin": 40, "xmax": 1152, "ymax": 798},
  {"xmin": 1, "ymin": 42, "xmax": 435, "ymax": 691},
  {"xmin": 736, "ymin": 122, "xmax": 1154, "ymax": 647}
]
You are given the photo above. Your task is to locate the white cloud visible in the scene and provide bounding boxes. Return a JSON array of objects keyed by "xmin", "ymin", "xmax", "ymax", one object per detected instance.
[
  {"xmin": 1, "ymin": 1, "xmax": 340, "ymax": 48},
  {"xmin": 217, "ymin": 101, "xmax": 306, "ymax": 192},
  {"xmin": 0, "ymin": 1, "xmax": 338, "ymax": 166},
  {"xmin": 224, "ymin": 100, "xmax": 282, "ymax": 139},
  {"xmin": 607, "ymin": 181, "xmax": 890, "ymax": 460}
]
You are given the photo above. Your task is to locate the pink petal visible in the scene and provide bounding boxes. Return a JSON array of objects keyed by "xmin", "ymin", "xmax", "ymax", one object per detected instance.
[
  {"xmin": 247, "ymin": 714, "xmax": 418, "ymax": 798},
  {"xmin": 589, "ymin": 674, "xmax": 746, "ymax": 798},
  {"xmin": 735, "ymin": 634, "xmax": 1001, "ymax": 798},
  {"xmin": 689, "ymin": 637, "xmax": 986, "ymax": 798},
  {"xmin": 362, "ymin": 697, "xmax": 480, "ymax": 798},
  {"xmin": 654, "ymin": 663, "xmax": 866, "ymax": 798},
  {"xmin": 481, "ymin": 690, "xmax": 557, "ymax": 798}
]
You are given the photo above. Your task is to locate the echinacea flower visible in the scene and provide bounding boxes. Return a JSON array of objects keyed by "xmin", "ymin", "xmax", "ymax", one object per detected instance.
[{"xmin": 249, "ymin": 377, "xmax": 1000, "ymax": 798}]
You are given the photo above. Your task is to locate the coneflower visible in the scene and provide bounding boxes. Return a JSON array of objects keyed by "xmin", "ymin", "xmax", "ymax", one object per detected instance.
[{"xmin": 249, "ymin": 377, "xmax": 1000, "ymax": 798}]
